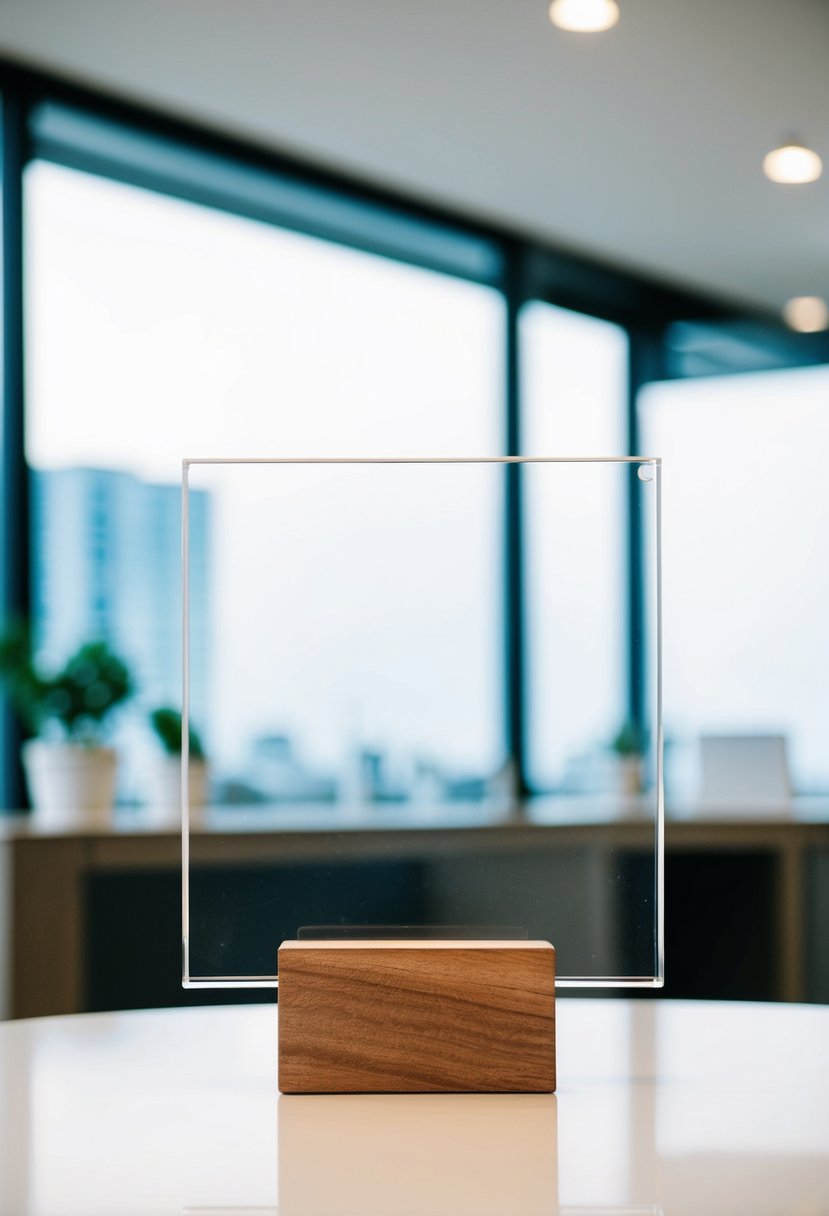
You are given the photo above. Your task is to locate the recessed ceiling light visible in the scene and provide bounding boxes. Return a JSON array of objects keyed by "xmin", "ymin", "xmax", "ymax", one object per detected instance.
[
  {"xmin": 782, "ymin": 296, "xmax": 829, "ymax": 333},
  {"xmin": 763, "ymin": 141, "xmax": 823, "ymax": 184},
  {"xmin": 549, "ymin": 0, "xmax": 620, "ymax": 33}
]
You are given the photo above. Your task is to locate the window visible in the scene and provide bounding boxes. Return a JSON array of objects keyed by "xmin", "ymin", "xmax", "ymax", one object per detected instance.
[
  {"xmin": 639, "ymin": 365, "xmax": 829, "ymax": 793},
  {"xmin": 520, "ymin": 301, "xmax": 630, "ymax": 792},
  {"xmin": 13, "ymin": 88, "xmax": 665, "ymax": 988},
  {"xmin": 25, "ymin": 160, "xmax": 505, "ymax": 803}
]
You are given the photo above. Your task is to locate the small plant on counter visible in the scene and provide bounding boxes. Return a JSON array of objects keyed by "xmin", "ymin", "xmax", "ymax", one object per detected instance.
[
  {"xmin": 610, "ymin": 719, "xmax": 646, "ymax": 796},
  {"xmin": 147, "ymin": 706, "xmax": 209, "ymax": 820},
  {"xmin": 610, "ymin": 719, "xmax": 645, "ymax": 758},
  {"xmin": 0, "ymin": 621, "xmax": 134, "ymax": 821},
  {"xmin": 0, "ymin": 622, "xmax": 133, "ymax": 742},
  {"xmin": 149, "ymin": 706, "xmax": 205, "ymax": 760}
]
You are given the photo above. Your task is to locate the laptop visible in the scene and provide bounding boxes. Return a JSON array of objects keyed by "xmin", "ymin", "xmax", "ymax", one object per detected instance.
[{"xmin": 699, "ymin": 734, "xmax": 792, "ymax": 809}]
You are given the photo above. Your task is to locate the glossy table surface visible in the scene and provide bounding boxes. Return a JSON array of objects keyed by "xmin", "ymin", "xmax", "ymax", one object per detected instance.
[{"xmin": 1, "ymin": 999, "xmax": 828, "ymax": 1215}]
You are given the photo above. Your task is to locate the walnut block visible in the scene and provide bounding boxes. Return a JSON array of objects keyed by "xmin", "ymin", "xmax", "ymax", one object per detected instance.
[{"xmin": 277, "ymin": 939, "xmax": 556, "ymax": 1094}]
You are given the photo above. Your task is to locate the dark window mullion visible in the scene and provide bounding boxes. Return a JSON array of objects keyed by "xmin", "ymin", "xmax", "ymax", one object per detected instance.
[
  {"xmin": 1, "ymin": 85, "xmax": 33, "ymax": 809},
  {"xmin": 504, "ymin": 243, "xmax": 528, "ymax": 798}
]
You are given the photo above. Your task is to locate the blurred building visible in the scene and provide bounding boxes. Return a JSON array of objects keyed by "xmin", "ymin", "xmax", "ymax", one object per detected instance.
[{"xmin": 31, "ymin": 467, "xmax": 210, "ymax": 728}]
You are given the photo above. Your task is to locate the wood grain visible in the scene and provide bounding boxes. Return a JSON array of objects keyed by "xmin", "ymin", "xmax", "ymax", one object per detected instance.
[
  {"xmin": 12, "ymin": 838, "xmax": 87, "ymax": 1018},
  {"xmin": 277, "ymin": 939, "xmax": 556, "ymax": 1093}
]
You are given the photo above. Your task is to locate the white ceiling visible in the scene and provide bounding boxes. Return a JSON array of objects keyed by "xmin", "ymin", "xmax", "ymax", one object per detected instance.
[{"xmin": 0, "ymin": 0, "xmax": 827, "ymax": 312}]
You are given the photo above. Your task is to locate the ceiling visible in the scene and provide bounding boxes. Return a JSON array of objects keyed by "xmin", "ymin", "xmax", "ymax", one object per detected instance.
[{"xmin": 0, "ymin": 0, "xmax": 827, "ymax": 313}]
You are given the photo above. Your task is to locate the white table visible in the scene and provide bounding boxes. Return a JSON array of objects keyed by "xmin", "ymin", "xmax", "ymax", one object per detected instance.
[{"xmin": 1, "ymin": 999, "xmax": 827, "ymax": 1215}]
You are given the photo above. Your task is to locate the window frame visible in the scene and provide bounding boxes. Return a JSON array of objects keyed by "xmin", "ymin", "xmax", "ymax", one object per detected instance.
[{"xmin": 0, "ymin": 56, "xmax": 815, "ymax": 808}]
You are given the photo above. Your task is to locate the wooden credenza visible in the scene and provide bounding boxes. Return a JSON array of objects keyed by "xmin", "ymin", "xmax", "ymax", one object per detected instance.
[{"xmin": 2, "ymin": 799, "xmax": 828, "ymax": 1018}]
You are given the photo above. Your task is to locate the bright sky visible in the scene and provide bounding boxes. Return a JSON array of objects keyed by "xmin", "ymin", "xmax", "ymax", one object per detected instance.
[
  {"xmin": 641, "ymin": 364, "xmax": 829, "ymax": 790},
  {"xmin": 521, "ymin": 302, "xmax": 630, "ymax": 788},
  {"xmin": 30, "ymin": 159, "xmax": 825, "ymax": 797},
  {"xmin": 25, "ymin": 161, "xmax": 506, "ymax": 776}
]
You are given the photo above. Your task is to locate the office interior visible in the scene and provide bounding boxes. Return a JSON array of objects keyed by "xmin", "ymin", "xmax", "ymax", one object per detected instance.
[{"xmin": 0, "ymin": 0, "xmax": 828, "ymax": 1020}]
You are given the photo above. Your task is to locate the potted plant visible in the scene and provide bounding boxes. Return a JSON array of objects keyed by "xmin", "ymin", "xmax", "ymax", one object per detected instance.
[
  {"xmin": 0, "ymin": 623, "xmax": 133, "ymax": 824},
  {"xmin": 610, "ymin": 719, "xmax": 646, "ymax": 795},
  {"xmin": 147, "ymin": 706, "xmax": 209, "ymax": 823}
]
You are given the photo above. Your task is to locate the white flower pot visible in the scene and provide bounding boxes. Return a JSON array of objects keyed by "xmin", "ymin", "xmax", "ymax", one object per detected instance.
[
  {"xmin": 615, "ymin": 755, "xmax": 644, "ymax": 796},
  {"xmin": 145, "ymin": 756, "xmax": 209, "ymax": 826},
  {"xmin": 22, "ymin": 740, "xmax": 118, "ymax": 827}
]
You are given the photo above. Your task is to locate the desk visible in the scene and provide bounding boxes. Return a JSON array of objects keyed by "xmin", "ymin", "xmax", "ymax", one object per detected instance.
[
  {"xmin": 3, "ymin": 800, "xmax": 829, "ymax": 1015},
  {"xmin": 0, "ymin": 999, "xmax": 827, "ymax": 1214}
]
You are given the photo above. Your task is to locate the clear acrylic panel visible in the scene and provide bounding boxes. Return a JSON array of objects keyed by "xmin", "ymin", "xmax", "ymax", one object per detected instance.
[{"xmin": 182, "ymin": 457, "xmax": 663, "ymax": 988}]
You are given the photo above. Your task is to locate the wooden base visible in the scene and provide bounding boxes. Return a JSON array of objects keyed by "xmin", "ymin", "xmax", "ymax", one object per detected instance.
[{"xmin": 277, "ymin": 938, "xmax": 556, "ymax": 1093}]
